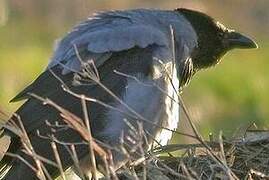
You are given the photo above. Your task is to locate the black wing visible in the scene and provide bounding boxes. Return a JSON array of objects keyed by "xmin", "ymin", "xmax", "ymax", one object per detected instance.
[{"xmin": 1, "ymin": 47, "xmax": 154, "ymax": 179}]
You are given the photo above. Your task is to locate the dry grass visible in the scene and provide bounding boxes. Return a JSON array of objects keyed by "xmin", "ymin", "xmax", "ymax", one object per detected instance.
[{"xmin": 114, "ymin": 130, "xmax": 269, "ymax": 180}]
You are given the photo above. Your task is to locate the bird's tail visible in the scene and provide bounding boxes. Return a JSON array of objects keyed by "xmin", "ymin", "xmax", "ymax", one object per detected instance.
[{"xmin": 0, "ymin": 133, "xmax": 18, "ymax": 180}]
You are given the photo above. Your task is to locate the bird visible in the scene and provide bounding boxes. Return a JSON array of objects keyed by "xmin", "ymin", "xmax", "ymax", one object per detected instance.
[{"xmin": 0, "ymin": 8, "xmax": 257, "ymax": 179}]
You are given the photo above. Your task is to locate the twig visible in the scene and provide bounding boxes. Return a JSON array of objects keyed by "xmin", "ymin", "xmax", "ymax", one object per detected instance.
[
  {"xmin": 51, "ymin": 140, "xmax": 66, "ymax": 180},
  {"xmin": 12, "ymin": 114, "xmax": 47, "ymax": 180},
  {"xmin": 81, "ymin": 96, "xmax": 98, "ymax": 180}
]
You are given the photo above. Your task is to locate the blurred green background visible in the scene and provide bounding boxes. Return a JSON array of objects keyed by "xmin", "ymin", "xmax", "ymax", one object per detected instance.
[{"xmin": 0, "ymin": 0, "xmax": 268, "ymax": 142}]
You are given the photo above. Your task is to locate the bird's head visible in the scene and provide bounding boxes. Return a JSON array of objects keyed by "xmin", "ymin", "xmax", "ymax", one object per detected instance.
[{"xmin": 177, "ymin": 8, "xmax": 258, "ymax": 71}]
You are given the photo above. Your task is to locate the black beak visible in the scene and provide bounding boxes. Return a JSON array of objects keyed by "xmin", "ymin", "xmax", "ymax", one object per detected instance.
[{"xmin": 227, "ymin": 32, "xmax": 258, "ymax": 49}]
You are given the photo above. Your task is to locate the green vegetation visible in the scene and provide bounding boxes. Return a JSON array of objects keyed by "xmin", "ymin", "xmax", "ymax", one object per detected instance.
[
  {"xmin": 0, "ymin": 20, "xmax": 57, "ymax": 111},
  {"xmin": 186, "ymin": 44, "xmax": 269, "ymax": 135}
]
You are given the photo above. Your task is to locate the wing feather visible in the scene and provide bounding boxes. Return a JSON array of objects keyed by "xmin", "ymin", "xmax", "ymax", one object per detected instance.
[
  {"xmin": 3, "ymin": 47, "xmax": 155, "ymax": 179},
  {"xmin": 48, "ymin": 10, "xmax": 173, "ymax": 74},
  {"xmin": 48, "ymin": 9, "xmax": 198, "ymax": 75}
]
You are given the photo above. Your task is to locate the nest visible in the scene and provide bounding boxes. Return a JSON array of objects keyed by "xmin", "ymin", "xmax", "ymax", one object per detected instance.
[{"xmin": 115, "ymin": 130, "xmax": 269, "ymax": 180}]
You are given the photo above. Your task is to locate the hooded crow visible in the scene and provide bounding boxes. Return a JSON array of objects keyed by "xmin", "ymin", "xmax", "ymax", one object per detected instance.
[{"xmin": 0, "ymin": 8, "xmax": 257, "ymax": 179}]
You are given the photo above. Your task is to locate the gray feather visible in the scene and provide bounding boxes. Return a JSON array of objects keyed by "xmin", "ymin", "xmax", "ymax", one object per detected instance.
[{"xmin": 49, "ymin": 9, "xmax": 197, "ymax": 74}]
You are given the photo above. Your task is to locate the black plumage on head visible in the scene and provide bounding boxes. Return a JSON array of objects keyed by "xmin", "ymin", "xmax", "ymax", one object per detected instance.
[{"xmin": 177, "ymin": 8, "xmax": 257, "ymax": 70}]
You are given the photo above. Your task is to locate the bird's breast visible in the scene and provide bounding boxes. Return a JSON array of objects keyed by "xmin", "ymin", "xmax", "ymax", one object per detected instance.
[
  {"xmin": 155, "ymin": 64, "xmax": 180, "ymax": 146},
  {"xmin": 101, "ymin": 63, "xmax": 180, "ymax": 147}
]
